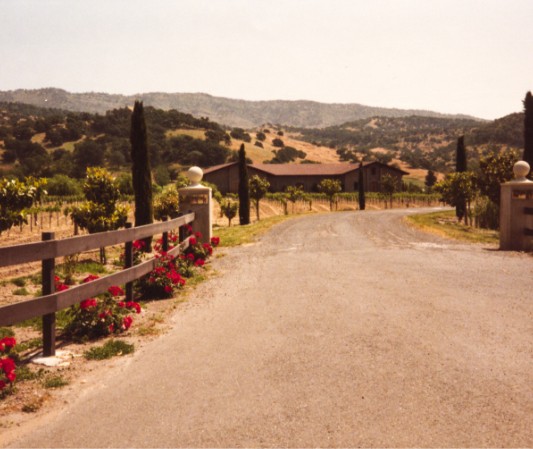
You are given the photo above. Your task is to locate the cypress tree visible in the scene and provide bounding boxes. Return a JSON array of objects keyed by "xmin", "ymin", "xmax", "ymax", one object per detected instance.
[
  {"xmin": 358, "ymin": 162, "xmax": 365, "ymax": 210},
  {"xmin": 130, "ymin": 101, "xmax": 153, "ymax": 251},
  {"xmin": 238, "ymin": 144, "xmax": 250, "ymax": 225},
  {"xmin": 523, "ymin": 91, "xmax": 533, "ymax": 171},
  {"xmin": 455, "ymin": 135, "xmax": 467, "ymax": 222}
]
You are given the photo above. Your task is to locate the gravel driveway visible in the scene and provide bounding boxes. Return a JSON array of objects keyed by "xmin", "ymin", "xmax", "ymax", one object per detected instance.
[{"xmin": 4, "ymin": 208, "xmax": 532, "ymax": 447}]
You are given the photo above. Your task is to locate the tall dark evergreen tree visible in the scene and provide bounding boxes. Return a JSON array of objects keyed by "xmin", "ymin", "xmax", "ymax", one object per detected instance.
[
  {"xmin": 455, "ymin": 135, "xmax": 467, "ymax": 221},
  {"xmin": 358, "ymin": 162, "xmax": 365, "ymax": 210},
  {"xmin": 523, "ymin": 91, "xmax": 533, "ymax": 171},
  {"xmin": 238, "ymin": 144, "xmax": 250, "ymax": 225},
  {"xmin": 130, "ymin": 101, "xmax": 153, "ymax": 250}
]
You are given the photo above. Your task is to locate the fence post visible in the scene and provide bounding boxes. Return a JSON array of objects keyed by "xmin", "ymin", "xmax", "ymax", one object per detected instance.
[
  {"xmin": 162, "ymin": 217, "xmax": 169, "ymax": 252},
  {"xmin": 178, "ymin": 167, "xmax": 212, "ymax": 241},
  {"xmin": 42, "ymin": 232, "xmax": 56, "ymax": 357},
  {"xmin": 124, "ymin": 223, "xmax": 134, "ymax": 302}
]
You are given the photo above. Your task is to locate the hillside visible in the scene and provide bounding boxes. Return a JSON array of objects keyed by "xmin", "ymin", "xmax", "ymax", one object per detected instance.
[
  {"xmin": 0, "ymin": 101, "xmax": 523, "ymax": 188},
  {"xmin": 0, "ymin": 88, "xmax": 482, "ymax": 128},
  {"xmin": 293, "ymin": 114, "xmax": 524, "ymax": 173}
]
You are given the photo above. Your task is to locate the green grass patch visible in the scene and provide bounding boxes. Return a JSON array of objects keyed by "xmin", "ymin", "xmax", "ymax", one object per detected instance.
[
  {"xmin": 12, "ymin": 287, "xmax": 30, "ymax": 296},
  {"xmin": 0, "ymin": 327, "xmax": 15, "ymax": 338},
  {"xmin": 12, "ymin": 277, "xmax": 27, "ymax": 287},
  {"xmin": 215, "ymin": 214, "xmax": 296, "ymax": 247},
  {"xmin": 84, "ymin": 339, "xmax": 135, "ymax": 360},
  {"xmin": 406, "ymin": 210, "xmax": 499, "ymax": 244},
  {"xmin": 16, "ymin": 365, "xmax": 45, "ymax": 382},
  {"xmin": 43, "ymin": 375, "xmax": 69, "ymax": 389}
]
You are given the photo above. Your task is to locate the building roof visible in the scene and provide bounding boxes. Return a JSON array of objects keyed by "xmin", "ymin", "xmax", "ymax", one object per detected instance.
[{"xmin": 203, "ymin": 161, "xmax": 409, "ymax": 176}]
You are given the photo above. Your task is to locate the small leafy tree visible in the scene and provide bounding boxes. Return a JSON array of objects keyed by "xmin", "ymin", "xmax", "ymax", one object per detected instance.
[
  {"xmin": 381, "ymin": 173, "xmax": 399, "ymax": 208},
  {"xmin": 434, "ymin": 172, "xmax": 478, "ymax": 225},
  {"xmin": 70, "ymin": 167, "xmax": 128, "ymax": 263},
  {"xmin": 318, "ymin": 178, "xmax": 342, "ymax": 211},
  {"xmin": 249, "ymin": 175, "xmax": 270, "ymax": 221},
  {"xmin": 153, "ymin": 185, "xmax": 180, "ymax": 220},
  {"xmin": 0, "ymin": 177, "xmax": 47, "ymax": 235},
  {"xmin": 477, "ymin": 150, "xmax": 519, "ymax": 207},
  {"xmin": 425, "ymin": 170, "xmax": 437, "ymax": 192},
  {"xmin": 286, "ymin": 185, "xmax": 304, "ymax": 214},
  {"xmin": 221, "ymin": 198, "xmax": 238, "ymax": 226}
]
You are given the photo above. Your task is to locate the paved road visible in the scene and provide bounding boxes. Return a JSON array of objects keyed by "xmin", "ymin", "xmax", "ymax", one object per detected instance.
[{"xmin": 4, "ymin": 209, "xmax": 533, "ymax": 447}]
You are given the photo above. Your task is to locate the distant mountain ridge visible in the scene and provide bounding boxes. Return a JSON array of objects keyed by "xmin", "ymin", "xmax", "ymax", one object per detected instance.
[{"xmin": 0, "ymin": 88, "xmax": 482, "ymax": 128}]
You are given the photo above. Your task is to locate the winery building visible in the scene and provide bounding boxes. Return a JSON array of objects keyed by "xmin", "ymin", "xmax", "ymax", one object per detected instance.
[{"xmin": 202, "ymin": 161, "xmax": 408, "ymax": 194}]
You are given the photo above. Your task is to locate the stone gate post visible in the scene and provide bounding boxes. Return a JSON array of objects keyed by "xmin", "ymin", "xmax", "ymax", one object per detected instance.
[
  {"xmin": 178, "ymin": 166, "xmax": 213, "ymax": 241},
  {"xmin": 500, "ymin": 161, "xmax": 533, "ymax": 251}
]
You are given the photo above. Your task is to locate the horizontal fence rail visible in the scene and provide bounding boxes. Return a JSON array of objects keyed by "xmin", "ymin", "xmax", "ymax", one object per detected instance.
[
  {"xmin": 0, "ymin": 212, "xmax": 195, "ymax": 355},
  {"xmin": 0, "ymin": 215, "xmax": 193, "ymax": 268}
]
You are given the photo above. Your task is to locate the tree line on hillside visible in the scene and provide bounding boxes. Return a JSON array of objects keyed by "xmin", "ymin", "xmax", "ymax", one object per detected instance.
[
  {"xmin": 291, "ymin": 114, "xmax": 524, "ymax": 173},
  {"xmin": 0, "ymin": 102, "xmax": 232, "ymax": 179}
]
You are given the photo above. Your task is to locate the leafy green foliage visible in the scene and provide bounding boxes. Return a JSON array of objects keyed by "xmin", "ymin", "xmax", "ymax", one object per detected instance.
[
  {"xmin": 221, "ymin": 198, "xmax": 238, "ymax": 226},
  {"xmin": 70, "ymin": 168, "xmax": 128, "ymax": 244},
  {"xmin": 434, "ymin": 172, "xmax": 478, "ymax": 224},
  {"xmin": 249, "ymin": 175, "xmax": 270, "ymax": 220},
  {"xmin": 0, "ymin": 176, "xmax": 47, "ymax": 234},
  {"xmin": 269, "ymin": 146, "xmax": 306, "ymax": 163},
  {"xmin": 230, "ymin": 128, "xmax": 251, "ymax": 142},
  {"xmin": 318, "ymin": 178, "xmax": 342, "ymax": 210},
  {"xmin": 477, "ymin": 150, "xmax": 519, "ymax": 206},
  {"xmin": 154, "ymin": 185, "xmax": 180, "ymax": 220}
]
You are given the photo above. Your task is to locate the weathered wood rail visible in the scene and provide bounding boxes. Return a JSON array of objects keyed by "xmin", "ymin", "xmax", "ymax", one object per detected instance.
[{"xmin": 0, "ymin": 213, "xmax": 195, "ymax": 356}]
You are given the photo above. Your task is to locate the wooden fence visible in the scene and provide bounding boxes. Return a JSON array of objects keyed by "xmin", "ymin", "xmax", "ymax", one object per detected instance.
[{"xmin": 0, "ymin": 213, "xmax": 195, "ymax": 356}]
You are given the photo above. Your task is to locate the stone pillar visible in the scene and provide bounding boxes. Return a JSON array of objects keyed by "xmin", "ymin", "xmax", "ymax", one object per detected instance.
[
  {"xmin": 500, "ymin": 161, "xmax": 533, "ymax": 251},
  {"xmin": 178, "ymin": 166, "xmax": 212, "ymax": 242}
]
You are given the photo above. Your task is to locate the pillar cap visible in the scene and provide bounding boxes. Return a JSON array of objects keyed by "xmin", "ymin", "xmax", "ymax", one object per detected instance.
[
  {"xmin": 187, "ymin": 166, "xmax": 203, "ymax": 186},
  {"xmin": 513, "ymin": 161, "xmax": 532, "ymax": 183}
]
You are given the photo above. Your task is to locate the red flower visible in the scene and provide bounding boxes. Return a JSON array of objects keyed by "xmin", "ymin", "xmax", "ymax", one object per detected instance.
[
  {"xmin": 122, "ymin": 316, "xmax": 133, "ymax": 330},
  {"xmin": 108, "ymin": 324, "xmax": 115, "ymax": 333},
  {"xmin": 210, "ymin": 236, "xmax": 220, "ymax": 247},
  {"xmin": 83, "ymin": 274, "xmax": 100, "ymax": 283},
  {"xmin": 6, "ymin": 371, "xmax": 15, "ymax": 382},
  {"xmin": 126, "ymin": 301, "xmax": 142, "ymax": 314},
  {"xmin": 187, "ymin": 253, "xmax": 195, "ymax": 261},
  {"xmin": 194, "ymin": 259, "xmax": 205, "ymax": 267},
  {"xmin": 195, "ymin": 231, "xmax": 202, "ymax": 240},
  {"xmin": 118, "ymin": 301, "xmax": 125, "ymax": 308},
  {"xmin": 80, "ymin": 298, "xmax": 98, "ymax": 309},
  {"xmin": 0, "ymin": 337, "xmax": 16, "ymax": 349},
  {"xmin": 108, "ymin": 285, "xmax": 125, "ymax": 297},
  {"xmin": 203, "ymin": 243, "xmax": 213, "ymax": 255},
  {"xmin": 164, "ymin": 285, "xmax": 172, "ymax": 293},
  {"xmin": 133, "ymin": 240, "xmax": 145, "ymax": 250},
  {"xmin": 1, "ymin": 357, "xmax": 16, "ymax": 375},
  {"xmin": 0, "ymin": 380, "xmax": 6, "ymax": 390},
  {"xmin": 56, "ymin": 283, "xmax": 69, "ymax": 291},
  {"xmin": 185, "ymin": 224, "xmax": 193, "ymax": 234},
  {"xmin": 189, "ymin": 236, "xmax": 197, "ymax": 246}
]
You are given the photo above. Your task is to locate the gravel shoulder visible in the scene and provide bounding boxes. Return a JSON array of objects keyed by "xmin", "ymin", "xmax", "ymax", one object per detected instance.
[{"xmin": 3, "ymin": 208, "xmax": 532, "ymax": 447}]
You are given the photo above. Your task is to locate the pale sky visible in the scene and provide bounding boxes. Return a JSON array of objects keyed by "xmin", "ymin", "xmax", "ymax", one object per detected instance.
[{"xmin": 1, "ymin": 0, "xmax": 532, "ymax": 120}]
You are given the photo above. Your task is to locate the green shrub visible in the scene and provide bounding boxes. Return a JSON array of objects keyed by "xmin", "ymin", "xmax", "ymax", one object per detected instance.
[{"xmin": 473, "ymin": 196, "xmax": 500, "ymax": 230}]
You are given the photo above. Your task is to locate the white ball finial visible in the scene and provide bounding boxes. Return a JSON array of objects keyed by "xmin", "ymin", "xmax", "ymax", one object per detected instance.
[
  {"xmin": 513, "ymin": 161, "xmax": 531, "ymax": 182},
  {"xmin": 187, "ymin": 166, "xmax": 203, "ymax": 186}
]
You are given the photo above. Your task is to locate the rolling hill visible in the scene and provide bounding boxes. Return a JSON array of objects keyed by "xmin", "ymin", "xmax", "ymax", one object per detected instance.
[{"xmin": 0, "ymin": 88, "xmax": 482, "ymax": 128}]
